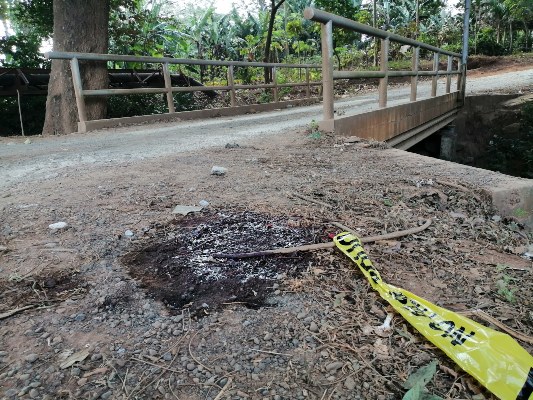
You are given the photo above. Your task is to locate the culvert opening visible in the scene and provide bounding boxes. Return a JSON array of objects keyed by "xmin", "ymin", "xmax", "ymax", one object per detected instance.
[
  {"xmin": 123, "ymin": 211, "xmax": 322, "ymax": 316},
  {"xmin": 408, "ymin": 95, "xmax": 533, "ymax": 179}
]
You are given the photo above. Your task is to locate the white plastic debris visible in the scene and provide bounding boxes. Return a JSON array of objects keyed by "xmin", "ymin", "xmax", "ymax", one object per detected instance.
[
  {"xmin": 49, "ymin": 222, "xmax": 68, "ymax": 230},
  {"xmin": 124, "ymin": 230, "xmax": 134, "ymax": 237},
  {"xmin": 172, "ymin": 205, "xmax": 203, "ymax": 215},
  {"xmin": 211, "ymin": 166, "xmax": 227, "ymax": 176},
  {"xmin": 375, "ymin": 314, "xmax": 393, "ymax": 337}
]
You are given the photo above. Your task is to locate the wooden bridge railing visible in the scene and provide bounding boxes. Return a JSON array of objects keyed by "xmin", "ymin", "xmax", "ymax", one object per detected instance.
[{"xmin": 45, "ymin": 51, "xmax": 322, "ymax": 132}]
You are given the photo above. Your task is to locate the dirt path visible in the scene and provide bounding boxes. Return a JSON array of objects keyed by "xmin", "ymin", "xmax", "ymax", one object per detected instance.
[
  {"xmin": 0, "ymin": 68, "xmax": 532, "ymax": 400},
  {"xmin": 1, "ymin": 69, "xmax": 532, "ymax": 191}
]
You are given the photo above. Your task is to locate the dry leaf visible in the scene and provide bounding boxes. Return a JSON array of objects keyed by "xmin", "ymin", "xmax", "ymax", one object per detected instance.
[{"xmin": 59, "ymin": 349, "xmax": 90, "ymax": 369}]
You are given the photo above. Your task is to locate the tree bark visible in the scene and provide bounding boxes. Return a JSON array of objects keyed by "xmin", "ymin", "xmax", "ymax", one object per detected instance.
[
  {"xmin": 263, "ymin": 0, "xmax": 285, "ymax": 83},
  {"xmin": 42, "ymin": 0, "xmax": 109, "ymax": 135}
]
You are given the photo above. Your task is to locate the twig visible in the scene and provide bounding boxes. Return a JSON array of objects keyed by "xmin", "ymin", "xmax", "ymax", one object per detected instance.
[
  {"xmin": 189, "ymin": 331, "xmax": 213, "ymax": 372},
  {"xmin": 17, "ymin": 89, "xmax": 25, "ymax": 137},
  {"xmin": 459, "ymin": 309, "xmax": 533, "ymax": 344},
  {"xmin": 290, "ymin": 192, "xmax": 333, "ymax": 209},
  {"xmin": 168, "ymin": 377, "xmax": 180, "ymax": 400},
  {"xmin": 130, "ymin": 357, "xmax": 182, "ymax": 374},
  {"xmin": 330, "ymin": 222, "xmax": 357, "ymax": 236},
  {"xmin": 213, "ymin": 219, "xmax": 432, "ymax": 259},
  {"xmin": 0, "ymin": 305, "xmax": 36, "ymax": 320},
  {"xmin": 250, "ymin": 348, "xmax": 293, "ymax": 357},
  {"xmin": 436, "ymin": 179, "xmax": 481, "ymax": 202},
  {"xmin": 213, "ymin": 377, "xmax": 232, "ymax": 400}
]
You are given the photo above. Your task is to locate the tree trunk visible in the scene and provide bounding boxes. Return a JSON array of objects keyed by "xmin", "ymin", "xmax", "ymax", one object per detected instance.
[
  {"xmin": 42, "ymin": 0, "xmax": 109, "ymax": 135},
  {"xmin": 263, "ymin": 0, "xmax": 285, "ymax": 83}
]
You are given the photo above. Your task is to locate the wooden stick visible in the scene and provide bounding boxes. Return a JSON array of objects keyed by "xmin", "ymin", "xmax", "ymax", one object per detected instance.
[
  {"xmin": 459, "ymin": 309, "xmax": 533, "ymax": 345},
  {"xmin": 213, "ymin": 377, "xmax": 232, "ymax": 400},
  {"xmin": 213, "ymin": 219, "xmax": 432, "ymax": 259}
]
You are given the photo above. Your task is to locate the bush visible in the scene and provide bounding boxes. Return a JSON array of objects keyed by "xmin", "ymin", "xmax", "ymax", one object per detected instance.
[
  {"xmin": 474, "ymin": 28, "xmax": 506, "ymax": 56},
  {"xmin": 0, "ymin": 96, "xmax": 47, "ymax": 137}
]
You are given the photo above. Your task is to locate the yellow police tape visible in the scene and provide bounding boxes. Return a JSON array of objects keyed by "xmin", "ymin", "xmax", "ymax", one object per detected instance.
[{"xmin": 333, "ymin": 232, "xmax": 533, "ymax": 400}]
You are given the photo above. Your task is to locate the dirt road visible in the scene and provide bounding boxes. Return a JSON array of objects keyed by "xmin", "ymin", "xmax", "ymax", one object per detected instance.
[{"xmin": 1, "ymin": 69, "xmax": 531, "ymax": 190}]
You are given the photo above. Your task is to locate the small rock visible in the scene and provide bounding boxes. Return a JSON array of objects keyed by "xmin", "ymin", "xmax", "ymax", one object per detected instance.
[
  {"xmin": 264, "ymin": 332, "xmax": 273, "ymax": 341},
  {"xmin": 49, "ymin": 222, "xmax": 68, "ymax": 230},
  {"xmin": 90, "ymin": 353, "xmax": 102, "ymax": 361},
  {"xmin": 24, "ymin": 138, "xmax": 32, "ymax": 145},
  {"xmin": 309, "ymin": 322, "xmax": 319, "ymax": 333},
  {"xmin": 450, "ymin": 212, "xmax": 466, "ymax": 219},
  {"xmin": 218, "ymin": 377, "xmax": 228, "ymax": 387},
  {"xmin": 163, "ymin": 352, "xmax": 172, "ymax": 361},
  {"xmin": 77, "ymin": 377, "xmax": 88, "ymax": 386},
  {"xmin": 74, "ymin": 313, "xmax": 86, "ymax": 322},
  {"xmin": 124, "ymin": 230, "xmax": 134, "ymax": 237},
  {"xmin": 344, "ymin": 376, "xmax": 356, "ymax": 390},
  {"xmin": 211, "ymin": 166, "xmax": 227, "ymax": 176},
  {"xmin": 71, "ymin": 367, "xmax": 81, "ymax": 376},
  {"xmin": 225, "ymin": 142, "xmax": 240, "ymax": 149},
  {"xmin": 199, "ymin": 200, "xmax": 209, "ymax": 207},
  {"xmin": 29, "ymin": 388, "xmax": 39, "ymax": 398},
  {"xmin": 325, "ymin": 361, "xmax": 344, "ymax": 372},
  {"xmin": 186, "ymin": 363, "xmax": 196, "ymax": 371},
  {"xmin": 492, "ymin": 215, "xmax": 501, "ymax": 222},
  {"xmin": 25, "ymin": 354, "xmax": 38, "ymax": 363},
  {"xmin": 101, "ymin": 391, "xmax": 113, "ymax": 400}
]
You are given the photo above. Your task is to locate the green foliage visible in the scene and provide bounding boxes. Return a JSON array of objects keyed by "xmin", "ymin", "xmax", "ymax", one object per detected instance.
[
  {"xmin": 496, "ymin": 274, "xmax": 517, "ymax": 303},
  {"xmin": 106, "ymin": 92, "xmax": 196, "ymax": 119},
  {"xmin": 474, "ymin": 28, "xmax": 506, "ymax": 56},
  {"xmin": 402, "ymin": 360, "xmax": 443, "ymax": 400},
  {"xmin": 307, "ymin": 119, "xmax": 322, "ymax": 139},
  {"xmin": 0, "ymin": 97, "xmax": 47, "ymax": 136}
]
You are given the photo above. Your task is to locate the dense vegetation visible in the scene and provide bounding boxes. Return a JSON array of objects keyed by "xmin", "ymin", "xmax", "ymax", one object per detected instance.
[{"xmin": 0, "ymin": 0, "xmax": 532, "ymax": 135}]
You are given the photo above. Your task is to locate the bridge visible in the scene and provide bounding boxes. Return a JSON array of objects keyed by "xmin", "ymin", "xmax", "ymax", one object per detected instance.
[{"xmin": 44, "ymin": 8, "xmax": 465, "ymax": 151}]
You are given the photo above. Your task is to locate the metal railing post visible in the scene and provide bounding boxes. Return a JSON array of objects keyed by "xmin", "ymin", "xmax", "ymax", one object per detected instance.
[
  {"xmin": 272, "ymin": 66, "xmax": 278, "ymax": 102},
  {"xmin": 70, "ymin": 58, "xmax": 87, "ymax": 124},
  {"xmin": 431, "ymin": 52, "xmax": 439, "ymax": 97},
  {"xmin": 457, "ymin": 59, "xmax": 463, "ymax": 93},
  {"xmin": 410, "ymin": 47, "xmax": 419, "ymax": 102},
  {"xmin": 378, "ymin": 38, "xmax": 389, "ymax": 108},
  {"xmin": 162, "ymin": 62, "xmax": 175, "ymax": 113},
  {"xmin": 446, "ymin": 56, "xmax": 452, "ymax": 94},
  {"xmin": 227, "ymin": 65, "xmax": 236, "ymax": 107},
  {"xmin": 305, "ymin": 67, "xmax": 310, "ymax": 98},
  {"xmin": 321, "ymin": 20, "xmax": 335, "ymax": 121}
]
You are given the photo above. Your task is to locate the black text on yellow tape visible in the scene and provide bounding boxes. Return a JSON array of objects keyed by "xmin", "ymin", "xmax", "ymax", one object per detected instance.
[{"xmin": 334, "ymin": 232, "xmax": 533, "ymax": 400}]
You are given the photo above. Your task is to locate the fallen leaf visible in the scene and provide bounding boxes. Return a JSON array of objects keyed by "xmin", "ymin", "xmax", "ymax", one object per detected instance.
[
  {"xmin": 402, "ymin": 360, "xmax": 443, "ymax": 400},
  {"xmin": 59, "ymin": 349, "xmax": 90, "ymax": 369}
]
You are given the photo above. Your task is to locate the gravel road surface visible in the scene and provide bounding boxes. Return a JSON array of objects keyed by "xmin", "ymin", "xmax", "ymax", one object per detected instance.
[{"xmin": 1, "ymin": 69, "xmax": 531, "ymax": 190}]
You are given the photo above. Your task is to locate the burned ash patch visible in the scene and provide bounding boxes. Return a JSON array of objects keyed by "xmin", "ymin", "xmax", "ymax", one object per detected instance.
[{"xmin": 123, "ymin": 211, "xmax": 321, "ymax": 315}]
